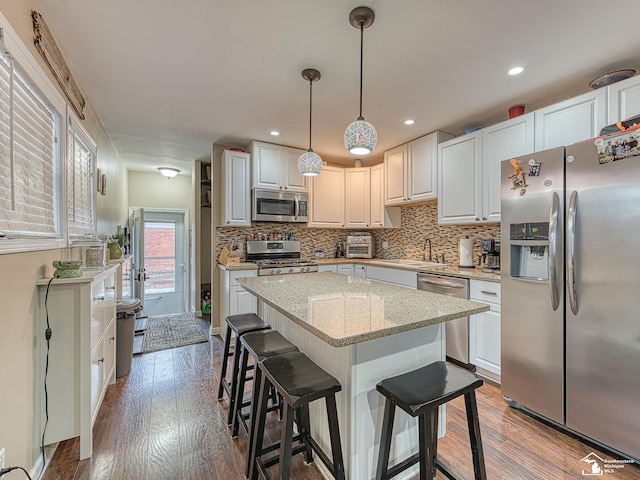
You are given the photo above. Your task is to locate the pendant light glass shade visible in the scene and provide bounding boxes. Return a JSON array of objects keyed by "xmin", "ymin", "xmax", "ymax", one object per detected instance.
[
  {"xmin": 344, "ymin": 119, "xmax": 377, "ymax": 155},
  {"xmin": 298, "ymin": 150, "xmax": 323, "ymax": 176},
  {"xmin": 344, "ymin": 6, "xmax": 377, "ymax": 155},
  {"xmin": 298, "ymin": 68, "xmax": 322, "ymax": 176}
]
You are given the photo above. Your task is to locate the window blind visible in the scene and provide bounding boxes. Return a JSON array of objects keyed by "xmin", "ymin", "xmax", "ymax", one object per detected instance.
[
  {"xmin": 68, "ymin": 118, "xmax": 95, "ymax": 236},
  {"xmin": 0, "ymin": 54, "xmax": 58, "ymax": 236}
]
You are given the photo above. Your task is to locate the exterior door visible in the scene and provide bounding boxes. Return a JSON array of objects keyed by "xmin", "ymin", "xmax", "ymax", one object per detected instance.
[
  {"xmin": 140, "ymin": 210, "xmax": 188, "ymax": 316},
  {"xmin": 131, "ymin": 208, "xmax": 146, "ymax": 309}
]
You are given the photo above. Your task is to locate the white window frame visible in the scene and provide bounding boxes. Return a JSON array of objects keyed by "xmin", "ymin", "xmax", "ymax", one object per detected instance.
[
  {"xmin": 67, "ymin": 111, "xmax": 97, "ymax": 238},
  {"xmin": 0, "ymin": 13, "xmax": 66, "ymax": 254}
]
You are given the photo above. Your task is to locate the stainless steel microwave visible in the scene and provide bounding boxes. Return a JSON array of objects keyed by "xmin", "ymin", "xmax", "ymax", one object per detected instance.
[{"xmin": 251, "ymin": 188, "xmax": 309, "ymax": 223}]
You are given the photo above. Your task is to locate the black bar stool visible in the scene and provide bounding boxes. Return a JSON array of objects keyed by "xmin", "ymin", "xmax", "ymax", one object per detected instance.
[
  {"xmin": 232, "ymin": 330, "xmax": 299, "ymax": 475},
  {"xmin": 375, "ymin": 361, "xmax": 486, "ymax": 480},
  {"xmin": 248, "ymin": 351, "xmax": 346, "ymax": 480},
  {"xmin": 217, "ymin": 313, "xmax": 270, "ymax": 424}
]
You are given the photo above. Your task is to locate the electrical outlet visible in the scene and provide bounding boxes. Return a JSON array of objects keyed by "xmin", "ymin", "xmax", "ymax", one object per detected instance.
[
  {"xmin": 382, "ymin": 241, "xmax": 389, "ymax": 249},
  {"xmin": 0, "ymin": 447, "xmax": 5, "ymax": 469}
]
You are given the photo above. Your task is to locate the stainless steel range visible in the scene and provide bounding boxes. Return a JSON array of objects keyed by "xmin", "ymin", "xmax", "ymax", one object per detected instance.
[{"xmin": 246, "ymin": 240, "xmax": 318, "ymax": 276}]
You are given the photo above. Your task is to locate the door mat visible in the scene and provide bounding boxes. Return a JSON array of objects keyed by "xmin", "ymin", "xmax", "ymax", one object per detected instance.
[{"xmin": 141, "ymin": 312, "xmax": 208, "ymax": 354}]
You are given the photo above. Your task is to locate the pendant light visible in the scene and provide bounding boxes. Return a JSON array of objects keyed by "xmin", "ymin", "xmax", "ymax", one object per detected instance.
[
  {"xmin": 298, "ymin": 68, "xmax": 323, "ymax": 176},
  {"xmin": 344, "ymin": 6, "xmax": 377, "ymax": 155}
]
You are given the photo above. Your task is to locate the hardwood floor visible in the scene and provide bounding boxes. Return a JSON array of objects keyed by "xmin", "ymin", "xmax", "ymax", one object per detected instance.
[{"xmin": 42, "ymin": 317, "xmax": 639, "ymax": 479}]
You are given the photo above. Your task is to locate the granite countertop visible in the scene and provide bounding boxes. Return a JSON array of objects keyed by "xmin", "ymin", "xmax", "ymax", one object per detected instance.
[
  {"xmin": 236, "ymin": 272, "xmax": 489, "ymax": 347},
  {"xmin": 219, "ymin": 258, "xmax": 500, "ymax": 283}
]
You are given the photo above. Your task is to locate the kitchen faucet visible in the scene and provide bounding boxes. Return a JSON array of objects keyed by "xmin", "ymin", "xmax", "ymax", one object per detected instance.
[{"xmin": 422, "ymin": 238, "xmax": 432, "ymax": 262}]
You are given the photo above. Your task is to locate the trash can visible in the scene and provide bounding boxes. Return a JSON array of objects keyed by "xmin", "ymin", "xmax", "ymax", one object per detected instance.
[{"xmin": 116, "ymin": 298, "xmax": 142, "ymax": 377}]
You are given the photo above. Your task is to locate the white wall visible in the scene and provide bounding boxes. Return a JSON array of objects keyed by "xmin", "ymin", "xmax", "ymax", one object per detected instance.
[
  {"xmin": 128, "ymin": 171, "xmax": 193, "ymax": 211},
  {"xmin": 0, "ymin": 1, "xmax": 128, "ymax": 473}
]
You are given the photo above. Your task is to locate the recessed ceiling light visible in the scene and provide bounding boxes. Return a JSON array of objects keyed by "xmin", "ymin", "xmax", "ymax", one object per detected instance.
[
  {"xmin": 404, "ymin": 119, "xmax": 415, "ymax": 125},
  {"xmin": 508, "ymin": 66, "xmax": 525, "ymax": 76},
  {"xmin": 270, "ymin": 130, "xmax": 280, "ymax": 136}
]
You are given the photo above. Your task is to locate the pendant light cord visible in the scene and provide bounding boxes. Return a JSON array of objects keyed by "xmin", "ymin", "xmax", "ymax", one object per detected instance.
[
  {"xmin": 358, "ymin": 22, "xmax": 364, "ymax": 120},
  {"xmin": 308, "ymin": 78, "xmax": 313, "ymax": 151}
]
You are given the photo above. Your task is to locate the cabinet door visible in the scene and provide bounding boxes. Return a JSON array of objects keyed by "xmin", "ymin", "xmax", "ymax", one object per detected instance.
[
  {"xmin": 282, "ymin": 147, "xmax": 307, "ymax": 192},
  {"xmin": 345, "ymin": 167, "xmax": 371, "ymax": 228},
  {"xmin": 370, "ymin": 163, "xmax": 400, "ymax": 229},
  {"xmin": 354, "ymin": 264, "xmax": 367, "ymax": 278},
  {"xmin": 91, "ymin": 337, "xmax": 105, "ymax": 422},
  {"xmin": 221, "ymin": 150, "xmax": 251, "ymax": 226},
  {"xmin": 229, "ymin": 285, "xmax": 258, "ymax": 315},
  {"xmin": 438, "ymin": 132, "xmax": 482, "ymax": 224},
  {"xmin": 608, "ymin": 74, "xmax": 640, "ymax": 123},
  {"xmin": 384, "ymin": 145, "xmax": 407, "ymax": 205},
  {"xmin": 252, "ymin": 142, "xmax": 282, "ymax": 190},
  {"xmin": 308, "ymin": 166, "xmax": 345, "ymax": 228},
  {"xmin": 407, "ymin": 133, "xmax": 438, "ymax": 202},
  {"xmin": 104, "ymin": 319, "xmax": 116, "ymax": 385},
  {"xmin": 469, "ymin": 307, "xmax": 501, "ymax": 378},
  {"xmin": 534, "ymin": 89, "xmax": 606, "ymax": 151},
  {"xmin": 337, "ymin": 264, "xmax": 355, "ymax": 276},
  {"xmin": 91, "ymin": 280, "xmax": 106, "ymax": 351},
  {"xmin": 318, "ymin": 264, "xmax": 338, "ymax": 273},
  {"xmin": 482, "ymin": 113, "xmax": 534, "ymax": 222}
]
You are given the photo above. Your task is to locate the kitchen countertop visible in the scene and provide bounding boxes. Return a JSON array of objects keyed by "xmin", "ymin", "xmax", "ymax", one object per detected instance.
[
  {"xmin": 219, "ymin": 258, "xmax": 501, "ymax": 282},
  {"xmin": 236, "ymin": 272, "xmax": 489, "ymax": 347}
]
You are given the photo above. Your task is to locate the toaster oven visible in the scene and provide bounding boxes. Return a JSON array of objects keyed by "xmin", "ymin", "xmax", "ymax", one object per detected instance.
[{"xmin": 346, "ymin": 233, "xmax": 374, "ymax": 258}]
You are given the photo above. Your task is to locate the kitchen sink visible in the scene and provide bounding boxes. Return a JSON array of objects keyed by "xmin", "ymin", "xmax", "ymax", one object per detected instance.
[{"xmin": 370, "ymin": 259, "xmax": 448, "ymax": 268}]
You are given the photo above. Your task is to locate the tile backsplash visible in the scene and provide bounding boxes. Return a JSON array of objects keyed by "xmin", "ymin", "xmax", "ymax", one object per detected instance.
[{"xmin": 216, "ymin": 202, "xmax": 499, "ymax": 266}]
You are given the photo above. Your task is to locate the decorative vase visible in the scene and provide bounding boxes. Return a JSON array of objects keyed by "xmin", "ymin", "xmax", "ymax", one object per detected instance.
[{"xmin": 107, "ymin": 241, "xmax": 123, "ymax": 260}]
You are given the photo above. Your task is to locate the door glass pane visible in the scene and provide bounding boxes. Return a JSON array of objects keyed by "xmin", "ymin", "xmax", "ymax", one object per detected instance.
[{"xmin": 144, "ymin": 221, "xmax": 176, "ymax": 294}]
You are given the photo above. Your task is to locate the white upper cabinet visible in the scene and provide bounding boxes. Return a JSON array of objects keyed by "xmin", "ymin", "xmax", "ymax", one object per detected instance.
[
  {"xmin": 221, "ymin": 149, "xmax": 251, "ymax": 226},
  {"xmin": 534, "ymin": 88, "xmax": 607, "ymax": 151},
  {"xmin": 384, "ymin": 131, "xmax": 453, "ymax": 206},
  {"xmin": 249, "ymin": 140, "xmax": 307, "ymax": 192},
  {"xmin": 345, "ymin": 167, "xmax": 371, "ymax": 229},
  {"xmin": 439, "ymin": 113, "xmax": 534, "ymax": 225},
  {"xmin": 308, "ymin": 165, "xmax": 345, "ymax": 228},
  {"xmin": 370, "ymin": 163, "xmax": 400, "ymax": 229},
  {"xmin": 482, "ymin": 112, "xmax": 535, "ymax": 222},
  {"xmin": 607, "ymin": 74, "xmax": 640, "ymax": 123},
  {"xmin": 438, "ymin": 132, "xmax": 482, "ymax": 224}
]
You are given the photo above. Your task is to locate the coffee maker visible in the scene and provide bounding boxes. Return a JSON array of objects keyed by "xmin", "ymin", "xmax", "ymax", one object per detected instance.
[
  {"xmin": 478, "ymin": 238, "xmax": 500, "ymax": 273},
  {"xmin": 335, "ymin": 240, "xmax": 346, "ymax": 258}
]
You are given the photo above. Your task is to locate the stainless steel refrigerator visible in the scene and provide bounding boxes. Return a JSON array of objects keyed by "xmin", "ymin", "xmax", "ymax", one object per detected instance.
[{"xmin": 501, "ymin": 130, "xmax": 640, "ymax": 461}]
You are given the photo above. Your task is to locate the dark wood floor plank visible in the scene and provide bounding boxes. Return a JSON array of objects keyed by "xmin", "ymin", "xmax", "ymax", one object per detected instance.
[{"xmin": 41, "ymin": 316, "xmax": 640, "ymax": 480}]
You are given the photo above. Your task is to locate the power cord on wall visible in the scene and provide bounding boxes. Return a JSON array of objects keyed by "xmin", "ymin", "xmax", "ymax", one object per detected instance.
[
  {"xmin": 0, "ymin": 466, "xmax": 33, "ymax": 479},
  {"xmin": 40, "ymin": 276, "xmax": 57, "ymax": 478}
]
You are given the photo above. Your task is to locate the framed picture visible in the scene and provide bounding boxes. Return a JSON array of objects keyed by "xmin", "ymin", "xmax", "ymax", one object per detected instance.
[
  {"xmin": 96, "ymin": 168, "xmax": 102, "ymax": 192},
  {"xmin": 100, "ymin": 173, "xmax": 107, "ymax": 195}
]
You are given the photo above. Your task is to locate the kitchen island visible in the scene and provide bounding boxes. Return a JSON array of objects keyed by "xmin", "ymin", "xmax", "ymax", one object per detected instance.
[{"xmin": 237, "ymin": 272, "xmax": 489, "ymax": 479}]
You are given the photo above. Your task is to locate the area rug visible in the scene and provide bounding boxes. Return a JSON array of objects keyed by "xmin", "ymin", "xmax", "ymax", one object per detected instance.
[{"xmin": 142, "ymin": 312, "xmax": 208, "ymax": 354}]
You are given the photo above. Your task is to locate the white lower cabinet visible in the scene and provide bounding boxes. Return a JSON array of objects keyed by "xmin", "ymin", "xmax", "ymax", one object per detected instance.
[
  {"xmin": 337, "ymin": 264, "xmax": 355, "ymax": 276},
  {"xmin": 36, "ymin": 265, "xmax": 118, "ymax": 460},
  {"xmin": 318, "ymin": 264, "xmax": 338, "ymax": 273},
  {"xmin": 354, "ymin": 264, "xmax": 367, "ymax": 278},
  {"xmin": 366, "ymin": 265, "xmax": 417, "ymax": 288},
  {"xmin": 220, "ymin": 268, "xmax": 258, "ymax": 320},
  {"xmin": 469, "ymin": 280, "xmax": 501, "ymax": 382}
]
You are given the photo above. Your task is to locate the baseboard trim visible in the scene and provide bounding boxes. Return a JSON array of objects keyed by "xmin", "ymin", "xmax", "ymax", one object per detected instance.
[
  {"xmin": 209, "ymin": 325, "xmax": 220, "ymax": 336},
  {"xmin": 31, "ymin": 442, "xmax": 58, "ymax": 480}
]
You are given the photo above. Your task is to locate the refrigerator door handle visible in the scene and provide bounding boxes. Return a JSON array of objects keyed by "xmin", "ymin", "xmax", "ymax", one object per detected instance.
[
  {"xmin": 567, "ymin": 190, "xmax": 578, "ymax": 315},
  {"xmin": 548, "ymin": 191, "xmax": 561, "ymax": 311}
]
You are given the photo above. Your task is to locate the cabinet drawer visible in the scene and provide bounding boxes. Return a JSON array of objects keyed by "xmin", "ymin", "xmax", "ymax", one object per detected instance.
[
  {"xmin": 91, "ymin": 281, "xmax": 106, "ymax": 350},
  {"xmin": 104, "ymin": 319, "xmax": 116, "ymax": 384},
  {"xmin": 470, "ymin": 280, "xmax": 501, "ymax": 305},
  {"xmin": 91, "ymin": 337, "xmax": 105, "ymax": 422}
]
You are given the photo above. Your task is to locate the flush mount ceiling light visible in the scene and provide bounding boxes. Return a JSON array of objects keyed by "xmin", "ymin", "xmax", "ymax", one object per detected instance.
[
  {"xmin": 508, "ymin": 65, "xmax": 526, "ymax": 76},
  {"xmin": 158, "ymin": 167, "xmax": 180, "ymax": 178},
  {"xmin": 298, "ymin": 68, "xmax": 323, "ymax": 176},
  {"xmin": 344, "ymin": 6, "xmax": 377, "ymax": 156},
  {"xmin": 404, "ymin": 119, "xmax": 415, "ymax": 125},
  {"xmin": 270, "ymin": 130, "xmax": 280, "ymax": 136}
]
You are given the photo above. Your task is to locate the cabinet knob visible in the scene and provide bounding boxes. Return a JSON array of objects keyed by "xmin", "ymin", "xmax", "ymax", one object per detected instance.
[
  {"xmin": 106, "ymin": 286, "xmax": 115, "ymax": 290},
  {"xmin": 482, "ymin": 217, "xmax": 487, "ymax": 221},
  {"xmin": 284, "ymin": 186, "xmax": 288, "ymax": 190},
  {"xmin": 279, "ymin": 186, "xmax": 283, "ymax": 189},
  {"xmin": 98, "ymin": 358, "xmax": 104, "ymax": 364},
  {"xmin": 475, "ymin": 218, "xmax": 480, "ymax": 221},
  {"xmin": 94, "ymin": 295, "xmax": 105, "ymax": 301},
  {"xmin": 227, "ymin": 221, "xmax": 230, "ymax": 224},
  {"xmin": 110, "ymin": 336, "xmax": 115, "ymax": 342}
]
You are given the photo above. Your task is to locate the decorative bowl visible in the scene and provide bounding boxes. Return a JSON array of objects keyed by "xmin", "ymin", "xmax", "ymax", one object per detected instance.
[{"xmin": 52, "ymin": 260, "xmax": 83, "ymax": 270}]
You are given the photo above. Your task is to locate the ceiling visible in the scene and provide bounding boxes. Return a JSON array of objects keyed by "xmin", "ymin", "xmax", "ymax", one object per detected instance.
[{"xmin": 36, "ymin": 0, "xmax": 640, "ymax": 175}]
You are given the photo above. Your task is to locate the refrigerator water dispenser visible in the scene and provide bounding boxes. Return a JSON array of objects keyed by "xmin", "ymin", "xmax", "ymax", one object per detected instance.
[{"xmin": 509, "ymin": 222, "xmax": 550, "ymax": 281}]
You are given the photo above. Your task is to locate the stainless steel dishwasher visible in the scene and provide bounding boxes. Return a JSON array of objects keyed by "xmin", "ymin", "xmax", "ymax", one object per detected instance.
[{"xmin": 417, "ymin": 273, "xmax": 471, "ymax": 367}]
